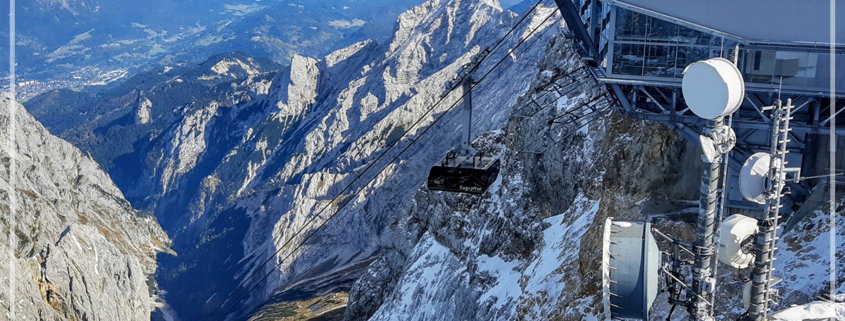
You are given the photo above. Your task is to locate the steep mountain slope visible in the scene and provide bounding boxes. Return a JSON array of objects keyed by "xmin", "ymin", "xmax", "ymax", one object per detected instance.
[
  {"xmin": 0, "ymin": 96, "xmax": 170, "ymax": 320},
  {"xmin": 148, "ymin": 2, "xmax": 566, "ymax": 319},
  {"xmin": 25, "ymin": 51, "xmax": 282, "ymax": 175},
  {"xmin": 24, "ymin": 0, "xmax": 566, "ymax": 319},
  {"xmin": 19, "ymin": 0, "xmax": 842, "ymax": 319}
]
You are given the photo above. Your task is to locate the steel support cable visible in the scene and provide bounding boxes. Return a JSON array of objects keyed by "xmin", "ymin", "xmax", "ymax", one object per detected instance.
[
  {"xmin": 205, "ymin": 5, "xmax": 559, "ymax": 321},
  {"xmin": 516, "ymin": 72, "xmax": 605, "ymax": 125},
  {"xmin": 506, "ymin": 41, "xmax": 588, "ymax": 116},
  {"xmin": 510, "ymin": 65, "xmax": 590, "ymax": 119},
  {"xmin": 547, "ymin": 92, "xmax": 611, "ymax": 122},
  {"xmin": 516, "ymin": 91, "xmax": 612, "ymax": 153},
  {"xmin": 518, "ymin": 91, "xmax": 611, "ymax": 145},
  {"xmin": 652, "ymin": 228, "xmax": 698, "ymax": 258},
  {"xmin": 519, "ymin": 102, "xmax": 613, "ymax": 154},
  {"xmin": 466, "ymin": 8, "xmax": 562, "ymax": 131},
  {"xmin": 530, "ymin": 108, "xmax": 611, "ymax": 154},
  {"xmin": 517, "ymin": 82, "xmax": 608, "ymax": 128}
]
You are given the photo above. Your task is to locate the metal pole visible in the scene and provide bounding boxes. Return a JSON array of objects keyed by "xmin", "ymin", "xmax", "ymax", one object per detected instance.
[
  {"xmin": 710, "ymin": 114, "xmax": 734, "ymax": 317},
  {"xmin": 460, "ymin": 76, "xmax": 473, "ymax": 155},
  {"xmin": 689, "ymin": 117, "xmax": 724, "ymax": 321}
]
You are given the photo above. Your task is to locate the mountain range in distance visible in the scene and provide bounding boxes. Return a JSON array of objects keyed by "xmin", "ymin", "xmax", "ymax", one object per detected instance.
[{"xmin": 2, "ymin": 0, "xmax": 422, "ymax": 99}]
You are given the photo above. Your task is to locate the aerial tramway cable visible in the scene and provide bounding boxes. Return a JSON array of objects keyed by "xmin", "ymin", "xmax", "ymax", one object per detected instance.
[{"xmin": 203, "ymin": 2, "xmax": 560, "ymax": 320}]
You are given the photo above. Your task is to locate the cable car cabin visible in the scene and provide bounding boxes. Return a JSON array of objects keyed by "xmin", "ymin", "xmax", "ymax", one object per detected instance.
[{"xmin": 427, "ymin": 151, "xmax": 500, "ymax": 194}]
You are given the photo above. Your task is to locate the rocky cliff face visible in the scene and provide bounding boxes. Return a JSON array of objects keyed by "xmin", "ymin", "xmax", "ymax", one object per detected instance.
[{"xmin": 0, "ymin": 96, "xmax": 170, "ymax": 320}]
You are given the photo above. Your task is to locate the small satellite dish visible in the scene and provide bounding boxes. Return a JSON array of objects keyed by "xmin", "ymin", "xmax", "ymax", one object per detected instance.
[
  {"xmin": 739, "ymin": 152, "xmax": 781, "ymax": 204},
  {"xmin": 682, "ymin": 58, "xmax": 745, "ymax": 120},
  {"xmin": 718, "ymin": 214, "xmax": 758, "ymax": 268},
  {"xmin": 699, "ymin": 135, "xmax": 719, "ymax": 163},
  {"xmin": 602, "ymin": 218, "xmax": 660, "ymax": 320}
]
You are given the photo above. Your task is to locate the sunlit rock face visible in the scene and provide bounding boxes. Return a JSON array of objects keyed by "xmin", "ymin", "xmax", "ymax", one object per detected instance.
[{"xmin": 0, "ymin": 97, "xmax": 169, "ymax": 321}]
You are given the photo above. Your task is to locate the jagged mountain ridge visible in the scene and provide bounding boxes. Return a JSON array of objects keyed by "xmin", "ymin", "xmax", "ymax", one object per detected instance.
[
  {"xmin": 25, "ymin": 51, "xmax": 283, "ymax": 191},
  {"xmin": 0, "ymin": 97, "xmax": 170, "ymax": 320},
  {"xmin": 150, "ymin": 2, "xmax": 565, "ymax": 319}
]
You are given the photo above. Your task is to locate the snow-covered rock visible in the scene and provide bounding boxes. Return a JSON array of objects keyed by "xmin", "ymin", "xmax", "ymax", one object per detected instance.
[
  {"xmin": 137, "ymin": 96, "xmax": 152, "ymax": 125},
  {"xmin": 19, "ymin": 0, "xmax": 843, "ymax": 320}
]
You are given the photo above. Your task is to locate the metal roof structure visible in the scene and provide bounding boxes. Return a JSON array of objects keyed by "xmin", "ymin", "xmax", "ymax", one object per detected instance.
[
  {"xmin": 554, "ymin": 0, "xmax": 843, "ymax": 213},
  {"xmin": 610, "ymin": 0, "xmax": 845, "ymax": 46}
]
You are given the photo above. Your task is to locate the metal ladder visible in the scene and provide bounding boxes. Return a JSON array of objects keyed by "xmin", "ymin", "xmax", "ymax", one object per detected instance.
[{"xmin": 745, "ymin": 98, "xmax": 796, "ymax": 320}]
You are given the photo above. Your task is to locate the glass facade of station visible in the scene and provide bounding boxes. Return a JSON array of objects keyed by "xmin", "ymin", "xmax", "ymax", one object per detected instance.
[{"xmin": 607, "ymin": 7, "xmax": 845, "ymax": 92}]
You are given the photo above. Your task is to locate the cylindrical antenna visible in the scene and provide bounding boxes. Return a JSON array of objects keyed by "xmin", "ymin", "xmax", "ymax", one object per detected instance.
[{"xmin": 688, "ymin": 117, "xmax": 723, "ymax": 321}]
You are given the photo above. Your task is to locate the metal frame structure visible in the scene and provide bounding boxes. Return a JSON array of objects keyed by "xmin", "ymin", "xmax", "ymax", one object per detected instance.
[
  {"xmin": 555, "ymin": 0, "xmax": 844, "ymax": 215},
  {"xmin": 553, "ymin": 0, "xmax": 842, "ymax": 320}
]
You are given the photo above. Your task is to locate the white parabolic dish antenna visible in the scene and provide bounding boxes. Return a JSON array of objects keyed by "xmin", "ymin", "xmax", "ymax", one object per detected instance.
[
  {"xmin": 739, "ymin": 152, "xmax": 782, "ymax": 204},
  {"xmin": 718, "ymin": 214, "xmax": 758, "ymax": 268},
  {"xmin": 682, "ymin": 58, "xmax": 745, "ymax": 120}
]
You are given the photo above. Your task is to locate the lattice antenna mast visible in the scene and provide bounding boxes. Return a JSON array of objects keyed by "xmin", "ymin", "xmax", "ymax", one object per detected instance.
[{"xmin": 744, "ymin": 98, "xmax": 797, "ymax": 320}]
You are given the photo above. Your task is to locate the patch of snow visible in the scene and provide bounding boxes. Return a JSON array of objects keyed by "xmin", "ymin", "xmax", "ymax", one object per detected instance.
[
  {"xmin": 328, "ymin": 19, "xmax": 366, "ymax": 29},
  {"xmin": 770, "ymin": 301, "xmax": 845, "ymax": 320},
  {"xmin": 211, "ymin": 58, "xmax": 260, "ymax": 76},
  {"xmin": 71, "ymin": 235, "xmax": 82, "ymax": 251},
  {"xmin": 136, "ymin": 97, "xmax": 152, "ymax": 124}
]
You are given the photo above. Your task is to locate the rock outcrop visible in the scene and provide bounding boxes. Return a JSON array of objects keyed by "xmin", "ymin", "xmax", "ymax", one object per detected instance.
[{"xmin": 1, "ymin": 96, "xmax": 169, "ymax": 320}]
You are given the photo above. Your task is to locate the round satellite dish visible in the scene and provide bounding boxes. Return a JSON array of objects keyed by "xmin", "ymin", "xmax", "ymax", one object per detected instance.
[
  {"xmin": 682, "ymin": 58, "xmax": 745, "ymax": 120},
  {"xmin": 739, "ymin": 152, "xmax": 778, "ymax": 204},
  {"xmin": 699, "ymin": 135, "xmax": 718, "ymax": 162},
  {"xmin": 602, "ymin": 218, "xmax": 660, "ymax": 320},
  {"xmin": 718, "ymin": 214, "xmax": 758, "ymax": 268}
]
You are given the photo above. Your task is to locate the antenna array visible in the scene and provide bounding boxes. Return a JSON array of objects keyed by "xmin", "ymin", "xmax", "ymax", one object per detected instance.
[{"xmin": 600, "ymin": 59, "xmax": 805, "ymax": 321}]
